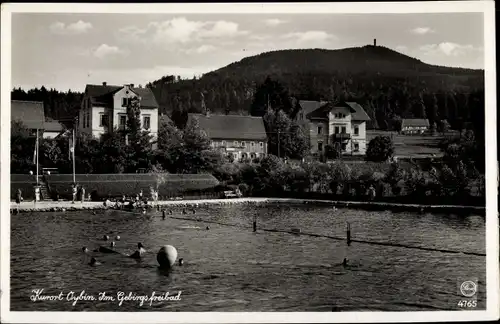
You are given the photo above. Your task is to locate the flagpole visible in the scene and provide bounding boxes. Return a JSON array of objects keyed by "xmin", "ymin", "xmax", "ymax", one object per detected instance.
[
  {"xmin": 36, "ymin": 129, "xmax": 39, "ymax": 185},
  {"xmin": 72, "ymin": 127, "xmax": 76, "ymax": 184}
]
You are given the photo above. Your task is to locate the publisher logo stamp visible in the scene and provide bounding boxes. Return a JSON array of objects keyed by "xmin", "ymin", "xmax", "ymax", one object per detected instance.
[{"xmin": 459, "ymin": 280, "xmax": 477, "ymax": 298}]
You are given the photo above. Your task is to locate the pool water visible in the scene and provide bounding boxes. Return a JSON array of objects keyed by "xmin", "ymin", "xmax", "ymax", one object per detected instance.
[{"xmin": 10, "ymin": 204, "xmax": 486, "ymax": 311}]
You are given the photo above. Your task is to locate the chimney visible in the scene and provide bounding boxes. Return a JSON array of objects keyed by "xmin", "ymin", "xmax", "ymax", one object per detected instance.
[
  {"xmin": 374, "ymin": 38, "xmax": 377, "ymax": 47},
  {"xmin": 130, "ymin": 83, "xmax": 134, "ymax": 88},
  {"xmin": 102, "ymin": 81, "xmax": 107, "ymax": 86}
]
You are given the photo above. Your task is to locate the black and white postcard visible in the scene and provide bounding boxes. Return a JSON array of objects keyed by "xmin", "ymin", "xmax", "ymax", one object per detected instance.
[{"xmin": 1, "ymin": 1, "xmax": 498, "ymax": 323}]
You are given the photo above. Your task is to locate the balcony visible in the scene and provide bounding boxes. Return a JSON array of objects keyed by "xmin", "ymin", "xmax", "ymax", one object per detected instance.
[{"xmin": 332, "ymin": 133, "xmax": 351, "ymax": 142}]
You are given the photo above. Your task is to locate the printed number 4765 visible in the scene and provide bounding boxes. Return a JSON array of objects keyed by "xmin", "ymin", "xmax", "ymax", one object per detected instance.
[{"xmin": 457, "ymin": 300, "xmax": 477, "ymax": 308}]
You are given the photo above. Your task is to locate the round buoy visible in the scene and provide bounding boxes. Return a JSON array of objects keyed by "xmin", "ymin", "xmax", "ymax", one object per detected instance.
[
  {"xmin": 156, "ymin": 245, "xmax": 178, "ymax": 269},
  {"xmin": 115, "ymin": 235, "xmax": 121, "ymax": 241}
]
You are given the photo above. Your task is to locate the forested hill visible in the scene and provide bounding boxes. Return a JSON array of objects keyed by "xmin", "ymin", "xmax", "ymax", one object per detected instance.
[{"xmin": 149, "ymin": 45, "xmax": 484, "ymax": 130}]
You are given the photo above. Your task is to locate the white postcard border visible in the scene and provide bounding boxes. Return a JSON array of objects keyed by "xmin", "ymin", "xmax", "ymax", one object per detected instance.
[{"xmin": 1, "ymin": 1, "xmax": 498, "ymax": 323}]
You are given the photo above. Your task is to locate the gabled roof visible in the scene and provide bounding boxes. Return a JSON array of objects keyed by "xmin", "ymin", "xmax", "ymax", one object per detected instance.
[
  {"xmin": 43, "ymin": 121, "xmax": 65, "ymax": 133},
  {"xmin": 298, "ymin": 100, "xmax": 329, "ymax": 117},
  {"xmin": 402, "ymin": 119, "xmax": 430, "ymax": 127},
  {"xmin": 300, "ymin": 100, "xmax": 371, "ymax": 121},
  {"xmin": 84, "ymin": 84, "xmax": 159, "ymax": 109},
  {"xmin": 11, "ymin": 100, "xmax": 45, "ymax": 129},
  {"xmin": 187, "ymin": 113, "xmax": 267, "ymax": 141},
  {"xmin": 344, "ymin": 102, "xmax": 371, "ymax": 121}
]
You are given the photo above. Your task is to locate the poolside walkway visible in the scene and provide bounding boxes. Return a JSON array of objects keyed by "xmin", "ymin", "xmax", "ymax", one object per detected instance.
[{"xmin": 10, "ymin": 197, "xmax": 485, "ymax": 214}]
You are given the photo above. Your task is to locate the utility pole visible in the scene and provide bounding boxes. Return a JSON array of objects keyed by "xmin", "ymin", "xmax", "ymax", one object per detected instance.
[
  {"xmin": 35, "ymin": 128, "xmax": 39, "ymax": 185},
  {"xmin": 277, "ymin": 130, "xmax": 281, "ymax": 159}
]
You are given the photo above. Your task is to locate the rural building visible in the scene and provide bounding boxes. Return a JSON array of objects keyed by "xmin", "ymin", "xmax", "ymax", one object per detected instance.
[
  {"xmin": 295, "ymin": 100, "xmax": 371, "ymax": 156},
  {"xmin": 78, "ymin": 82, "xmax": 159, "ymax": 140},
  {"xmin": 42, "ymin": 120, "xmax": 65, "ymax": 139},
  {"xmin": 187, "ymin": 112, "xmax": 268, "ymax": 162},
  {"xmin": 11, "ymin": 100, "xmax": 65, "ymax": 138},
  {"xmin": 401, "ymin": 118, "xmax": 430, "ymax": 135}
]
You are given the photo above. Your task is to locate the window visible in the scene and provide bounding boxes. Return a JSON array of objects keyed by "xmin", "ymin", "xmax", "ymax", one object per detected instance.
[
  {"xmin": 318, "ymin": 126, "xmax": 322, "ymax": 135},
  {"xmin": 318, "ymin": 142, "xmax": 323, "ymax": 152},
  {"xmin": 119, "ymin": 115, "xmax": 127, "ymax": 128},
  {"xmin": 122, "ymin": 98, "xmax": 132, "ymax": 107},
  {"xmin": 100, "ymin": 114, "xmax": 109, "ymax": 127},
  {"xmin": 86, "ymin": 112, "xmax": 90, "ymax": 128},
  {"xmin": 251, "ymin": 142, "xmax": 255, "ymax": 147},
  {"xmin": 300, "ymin": 113, "xmax": 304, "ymax": 120},
  {"xmin": 260, "ymin": 142, "xmax": 263, "ymax": 147},
  {"xmin": 341, "ymin": 126, "xmax": 346, "ymax": 134},
  {"xmin": 143, "ymin": 116, "xmax": 151, "ymax": 130},
  {"xmin": 222, "ymin": 140, "xmax": 226, "ymax": 146},
  {"xmin": 354, "ymin": 126, "xmax": 359, "ymax": 135},
  {"xmin": 335, "ymin": 126, "xmax": 340, "ymax": 134},
  {"xmin": 354, "ymin": 143, "xmax": 359, "ymax": 151},
  {"xmin": 241, "ymin": 141, "xmax": 246, "ymax": 147},
  {"xmin": 234, "ymin": 141, "xmax": 238, "ymax": 147}
]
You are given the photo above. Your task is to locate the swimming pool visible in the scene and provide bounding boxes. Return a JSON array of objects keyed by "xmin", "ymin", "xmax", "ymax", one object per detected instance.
[{"xmin": 10, "ymin": 203, "xmax": 486, "ymax": 311}]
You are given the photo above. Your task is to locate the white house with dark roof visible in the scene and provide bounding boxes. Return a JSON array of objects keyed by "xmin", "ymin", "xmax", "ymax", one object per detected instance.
[
  {"xmin": 295, "ymin": 100, "xmax": 371, "ymax": 156},
  {"xmin": 187, "ymin": 112, "xmax": 268, "ymax": 162},
  {"xmin": 78, "ymin": 82, "xmax": 159, "ymax": 140}
]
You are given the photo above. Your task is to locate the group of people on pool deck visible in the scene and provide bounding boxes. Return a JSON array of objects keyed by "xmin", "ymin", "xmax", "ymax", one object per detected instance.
[{"xmin": 103, "ymin": 188, "xmax": 159, "ymax": 211}]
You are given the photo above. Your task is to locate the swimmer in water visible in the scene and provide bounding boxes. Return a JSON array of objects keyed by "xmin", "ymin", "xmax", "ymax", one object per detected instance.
[
  {"xmin": 103, "ymin": 235, "xmax": 109, "ymax": 241},
  {"xmin": 89, "ymin": 257, "xmax": 101, "ymax": 266},
  {"xmin": 206, "ymin": 226, "xmax": 210, "ymax": 230},
  {"xmin": 82, "ymin": 247, "xmax": 89, "ymax": 253},
  {"xmin": 178, "ymin": 258, "xmax": 184, "ymax": 266},
  {"xmin": 110, "ymin": 241, "xmax": 116, "ymax": 248},
  {"xmin": 342, "ymin": 258, "xmax": 348, "ymax": 267},
  {"xmin": 129, "ymin": 243, "xmax": 146, "ymax": 259}
]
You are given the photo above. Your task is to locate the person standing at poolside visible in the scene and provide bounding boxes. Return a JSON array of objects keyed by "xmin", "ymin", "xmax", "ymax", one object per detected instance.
[
  {"xmin": 80, "ymin": 186, "xmax": 86, "ymax": 203},
  {"xmin": 34, "ymin": 186, "xmax": 40, "ymax": 204},
  {"xmin": 16, "ymin": 189, "xmax": 22, "ymax": 204},
  {"xmin": 368, "ymin": 185, "xmax": 376, "ymax": 201},
  {"xmin": 149, "ymin": 186, "xmax": 155, "ymax": 203},
  {"xmin": 72, "ymin": 184, "xmax": 77, "ymax": 204}
]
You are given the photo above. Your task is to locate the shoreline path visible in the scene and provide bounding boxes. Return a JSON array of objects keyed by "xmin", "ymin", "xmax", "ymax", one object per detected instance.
[{"xmin": 9, "ymin": 198, "xmax": 485, "ymax": 214}]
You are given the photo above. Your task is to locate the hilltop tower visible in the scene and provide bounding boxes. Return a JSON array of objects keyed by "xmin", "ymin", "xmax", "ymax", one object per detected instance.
[{"xmin": 374, "ymin": 38, "xmax": 377, "ymax": 47}]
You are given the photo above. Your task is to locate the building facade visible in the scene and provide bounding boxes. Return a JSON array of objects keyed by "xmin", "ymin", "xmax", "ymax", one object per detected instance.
[
  {"xmin": 187, "ymin": 113, "xmax": 268, "ymax": 162},
  {"xmin": 401, "ymin": 119, "xmax": 430, "ymax": 135},
  {"xmin": 78, "ymin": 83, "xmax": 159, "ymax": 140},
  {"xmin": 295, "ymin": 100, "xmax": 371, "ymax": 157}
]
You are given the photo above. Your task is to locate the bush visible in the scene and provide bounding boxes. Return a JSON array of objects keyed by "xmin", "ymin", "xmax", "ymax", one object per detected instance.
[{"xmin": 366, "ymin": 136, "xmax": 395, "ymax": 162}]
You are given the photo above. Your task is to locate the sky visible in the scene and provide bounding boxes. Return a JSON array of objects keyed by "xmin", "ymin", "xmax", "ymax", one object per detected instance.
[{"xmin": 11, "ymin": 12, "xmax": 485, "ymax": 92}]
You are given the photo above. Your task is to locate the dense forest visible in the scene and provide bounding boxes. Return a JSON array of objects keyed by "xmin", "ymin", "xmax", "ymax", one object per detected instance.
[
  {"xmin": 11, "ymin": 45, "xmax": 484, "ymax": 135},
  {"xmin": 11, "ymin": 87, "xmax": 83, "ymax": 127}
]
